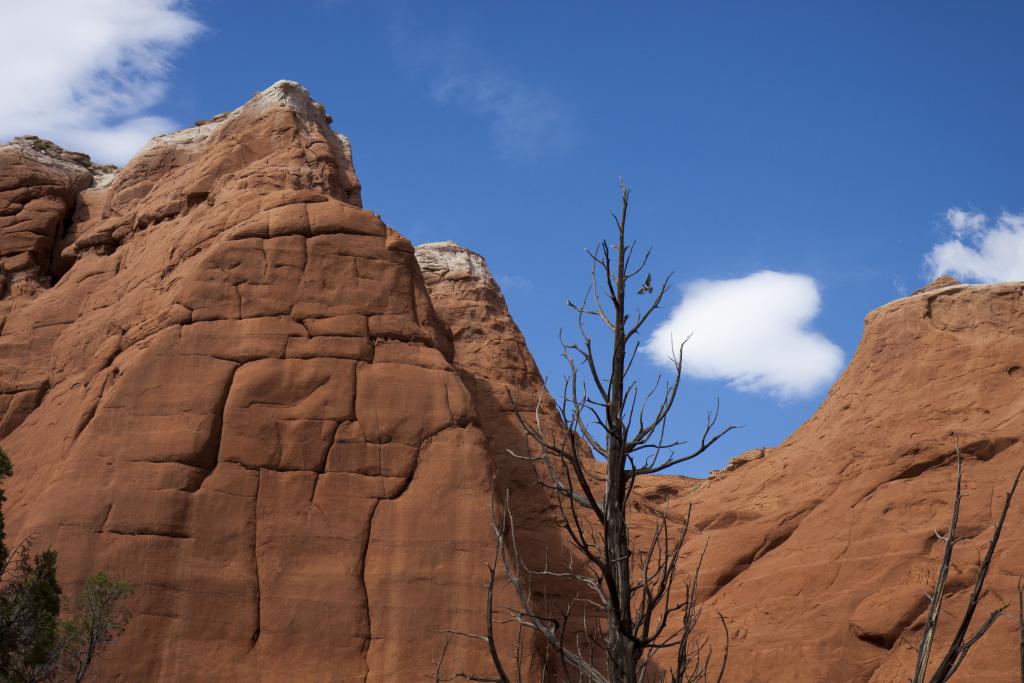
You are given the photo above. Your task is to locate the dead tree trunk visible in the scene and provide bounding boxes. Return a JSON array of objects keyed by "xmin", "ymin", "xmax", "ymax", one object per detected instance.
[
  {"xmin": 1017, "ymin": 577, "xmax": 1024, "ymax": 683},
  {"xmin": 912, "ymin": 442, "xmax": 1024, "ymax": 683},
  {"xmin": 435, "ymin": 183, "xmax": 733, "ymax": 683}
]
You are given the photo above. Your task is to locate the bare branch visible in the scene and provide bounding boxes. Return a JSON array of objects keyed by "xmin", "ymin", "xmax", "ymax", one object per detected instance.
[
  {"xmin": 1018, "ymin": 577, "xmax": 1024, "ymax": 683},
  {"xmin": 913, "ymin": 445, "xmax": 964, "ymax": 683},
  {"xmin": 926, "ymin": 456, "xmax": 1024, "ymax": 683},
  {"xmin": 435, "ymin": 181, "xmax": 731, "ymax": 682}
]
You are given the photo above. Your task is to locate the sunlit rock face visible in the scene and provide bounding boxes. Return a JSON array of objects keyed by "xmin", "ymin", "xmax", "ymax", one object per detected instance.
[
  {"xmin": 0, "ymin": 81, "xmax": 542, "ymax": 682},
  {"xmin": 3, "ymin": 80, "xmax": 1024, "ymax": 682},
  {"xmin": 644, "ymin": 280, "xmax": 1024, "ymax": 682}
]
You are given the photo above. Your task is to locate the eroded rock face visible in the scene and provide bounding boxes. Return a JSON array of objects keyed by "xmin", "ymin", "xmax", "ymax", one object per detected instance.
[
  {"xmin": 0, "ymin": 137, "xmax": 114, "ymax": 437},
  {"xmin": 0, "ymin": 81, "xmax": 517, "ymax": 682},
  {"xmin": 655, "ymin": 282, "xmax": 1024, "ymax": 682},
  {"xmin": 914, "ymin": 274, "xmax": 961, "ymax": 295},
  {"xmin": 0, "ymin": 137, "xmax": 100, "ymax": 300},
  {"xmin": 3, "ymin": 79, "xmax": 1023, "ymax": 682},
  {"xmin": 415, "ymin": 240, "xmax": 556, "ymax": 425}
]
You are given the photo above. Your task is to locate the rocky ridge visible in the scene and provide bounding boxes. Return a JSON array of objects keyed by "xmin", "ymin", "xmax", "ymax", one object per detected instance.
[{"xmin": 660, "ymin": 280, "xmax": 1024, "ymax": 681}]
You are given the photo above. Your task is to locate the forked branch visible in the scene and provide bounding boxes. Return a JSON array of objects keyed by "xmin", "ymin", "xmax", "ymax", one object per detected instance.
[
  {"xmin": 912, "ymin": 441, "xmax": 1024, "ymax": 683},
  {"xmin": 435, "ymin": 182, "xmax": 732, "ymax": 682}
]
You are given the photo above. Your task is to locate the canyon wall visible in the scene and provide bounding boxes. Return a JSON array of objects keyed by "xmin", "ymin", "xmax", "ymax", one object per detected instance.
[
  {"xmin": 0, "ymin": 82, "xmax": 556, "ymax": 681},
  {"xmin": 2, "ymin": 82, "xmax": 1023, "ymax": 681},
  {"xmin": 657, "ymin": 279, "xmax": 1024, "ymax": 681}
]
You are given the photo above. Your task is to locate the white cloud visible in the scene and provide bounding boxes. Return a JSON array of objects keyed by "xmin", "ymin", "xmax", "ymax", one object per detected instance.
[
  {"xmin": 926, "ymin": 209, "xmax": 1024, "ymax": 283},
  {"xmin": 946, "ymin": 208, "xmax": 987, "ymax": 235},
  {"xmin": 0, "ymin": 0, "xmax": 203, "ymax": 164},
  {"xmin": 430, "ymin": 71, "xmax": 572, "ymax": 161},
  {"xmin": 644, "ymin": 271, "xmax": 844, "ymax": 400},
  {"xmin": 497, "ymin": 273, "xmax": 534, "ymax": 292}
]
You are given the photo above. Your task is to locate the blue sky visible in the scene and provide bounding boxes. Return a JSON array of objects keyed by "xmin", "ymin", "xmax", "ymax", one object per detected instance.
[{"xmin": 3, "ymin": 1, "xmax": 1023, "ymax": 475}]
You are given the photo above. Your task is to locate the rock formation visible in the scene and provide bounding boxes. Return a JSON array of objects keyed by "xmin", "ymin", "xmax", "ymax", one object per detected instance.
[
  {"xmin": 914, "ymin": 274, "xmax": 962, "ymax": 295},
  {"xmin": 0, "ymin": 81, "xmax": 541, "ymax": 681},
  {"xmin": 2, "ymin": 81, "xmax": 1022, "ymax": 682},
  {"xmin": 0, "ymin": 136, "xmax": 111, "ymax": 301},
  {"xmin": 659, "ymin": 280, "xmax": 1024, "ymax": 681}
]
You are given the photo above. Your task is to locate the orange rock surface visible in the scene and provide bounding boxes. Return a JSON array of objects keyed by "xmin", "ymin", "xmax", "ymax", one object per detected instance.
[
  {"xmin": 2, "ymin": 82, "xmax": 1022, "ymax": 681},
  {"xmin": 0, "ymin": 81, "xmax": 506, "ymax": 681},
  {"xmin": 656, "ymin": 280, "xmax": 1024, "ymax": 682}
]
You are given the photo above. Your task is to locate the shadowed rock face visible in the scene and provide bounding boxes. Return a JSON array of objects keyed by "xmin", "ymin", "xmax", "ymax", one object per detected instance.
[
  {"xmin": 2, "ymin": 81, "xmax": 1022, "ymax": 682},
  {"xmin": 0, "ymin": 137, "xmax": 97, "ymax": 300}
]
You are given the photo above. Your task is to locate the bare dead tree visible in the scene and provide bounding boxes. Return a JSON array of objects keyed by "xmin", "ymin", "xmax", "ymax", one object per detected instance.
[
  {"xmin": 434, "ymin": 183, "xmax": 733, "ymax": 682},
  {"xmin": 912, "ymin": 442, "xmax": 1024, "ymax": 683},
  {"xmin": 1017, "ymin": 576, "xmax": 1024, "ymax": 683}
]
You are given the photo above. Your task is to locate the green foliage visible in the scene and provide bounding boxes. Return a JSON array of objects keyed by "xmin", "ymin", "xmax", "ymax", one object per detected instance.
[
  {"xmin": 0, "ymin": 549, "xmax": 64, "ymax": 681},
  {"xmin": 0, "ymin": 451, "xmax": 132, "ymax": 682},
  {"xmin": 1, "ymin": 448, "xmax": 63, "ymax": 681},
  {"xmin": 1, "ymin": 447, "xmax": 12, "ymax": 568},
  {"xmin": 59, "ymin": 574, "xmax": 132, "ymax": 683}
]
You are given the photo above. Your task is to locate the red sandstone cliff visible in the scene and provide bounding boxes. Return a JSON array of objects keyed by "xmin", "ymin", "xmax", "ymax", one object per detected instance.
[
  {"xmin": 2, "ymin": 82, "xmax": 1023, "ymax": 682},
  {"xmin": 650, "ymin": 279, "xmax": 1024, "ymax": 682},
  {"xmin": 0, "ymin": 81, "xmax": 543, "ymax": 681}
]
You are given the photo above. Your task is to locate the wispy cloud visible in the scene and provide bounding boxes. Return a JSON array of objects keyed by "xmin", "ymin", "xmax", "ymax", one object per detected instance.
[
  {"xmin": 926, "ymin": 208, "xmax": 1024, "ymax": 283},
  {"xmin": 390, "ymin": 23, "xmax": 572, "ymax": 162},
  {"xmin": 893, "ymin": 275, "xmax": 909, "ymax": 298},
  {"xmin": 0, "ymin": 0, "xmax": 203, "ymax": 164},
  {"xmin": 644, "ymin": 271, "xmax": 844, "ymax": 400},
  {"xmin": 497, "ymin": 274, "xmax": 534, "ymax": 292},
  {"xmin": 430, "ymin": 71, "xmax": 572, "ymax": 161},
  {"xmin": 945, "ymin": 207, "xmax": 988, "ymax": 235}
]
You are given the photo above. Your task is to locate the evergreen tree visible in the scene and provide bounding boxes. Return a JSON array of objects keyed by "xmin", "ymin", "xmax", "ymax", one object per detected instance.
[
  {"xmin": 0, "ymin": 446, "xmax": 16, "ymax": 677},
  {"xmin": 1, "ymin": 550, "xmax": 63, "ymax": 681},
  {"xmin": 0, "ymin": 448, "xmax": 11, "ymax": 567},
  {"xmin": 61, "ymin": 574, "xmax": 132, "ymax": 683},
  {"xmin": 0, "ymin": 449, "xmax": 130, "ymax": 682}
]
